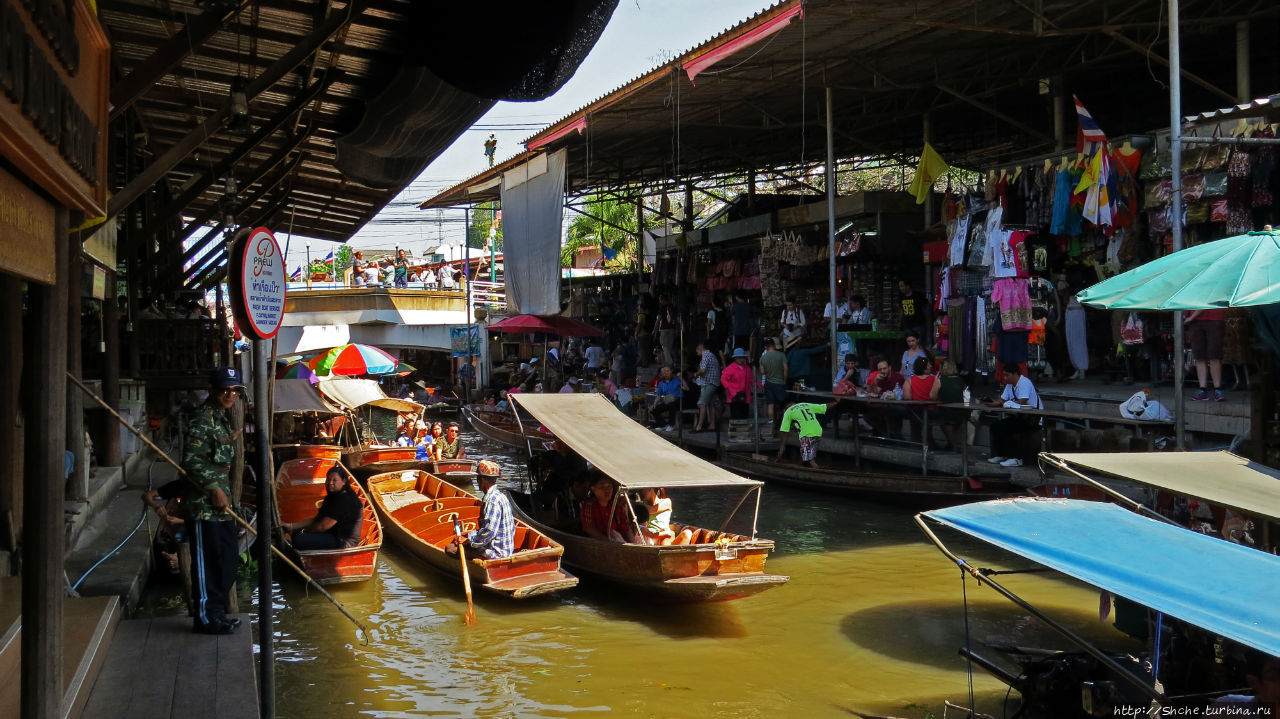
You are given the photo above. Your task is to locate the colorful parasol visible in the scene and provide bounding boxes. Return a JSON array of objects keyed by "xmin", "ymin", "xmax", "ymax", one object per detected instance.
[
  {"xmin": 308, "ymin": 343, "xmax": 398, "ymax": 376},
  {"xmin": 392, "ymin": 361, "xmax": 416, "ymax": 377},
  {"xmin": 276, "ymin": 361, "xmax": 320, "ymax": 383}
]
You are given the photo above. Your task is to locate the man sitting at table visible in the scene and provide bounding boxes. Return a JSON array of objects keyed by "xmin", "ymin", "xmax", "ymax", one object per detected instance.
[
  {"xmin": 649, "ymin": 364, "xmax": 684, "ymax": 430},
  {"xmin": 984, "ymin": 362, "xmax": 1044, "ymax": 468}
]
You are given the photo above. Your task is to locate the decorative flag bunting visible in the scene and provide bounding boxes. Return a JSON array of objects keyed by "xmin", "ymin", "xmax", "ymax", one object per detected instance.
[
  {"xmin": 1074, "ymin": 95, "xmax": 1108, "ymax": 156},
  {"xmin": 908, "ymin": 143, "xmax": 949, "ymax": 204}
]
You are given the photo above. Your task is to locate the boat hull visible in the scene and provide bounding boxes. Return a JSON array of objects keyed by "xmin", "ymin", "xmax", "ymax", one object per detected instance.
[
  {"xmin": 273, "ymin": 443, "xmax": 342, "ymax": 462},
  {"xmin": 462, "ymin": 405, "xmax": 552, "ymax": 448},
  {"xmin": 274, "ymin": 458, "xmax": 382, "ymax": 584},
  {"xmin": 366, "ymin": 469, "xmax": 577, "ymax": 599},
  {"xmin": 342, "ymin": 447, "xmax": 424, "ymax": 477},
  {"xmin": 717, "ymin": 452, "xmax": 1020, "ymax": 508},
  {"xmin": 510, "ymin": 500, "xmax": 788, "ymax": 602},
  {"xmin": 428, "ymin": 458, "xmax": 478, "ymax": 484}
]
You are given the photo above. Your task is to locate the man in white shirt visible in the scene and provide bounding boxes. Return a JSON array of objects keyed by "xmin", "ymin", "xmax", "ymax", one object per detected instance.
[
  {"xmin": 584, "ymin": 340, "xmax": 606, "ymax": 370},
  {"xmin": 823, "ymin": 295, "xmax": 852, "ymax": 325},
  {"xmin": 984, "ymin": 362, "xmax": 1043, "ymax": 468}
]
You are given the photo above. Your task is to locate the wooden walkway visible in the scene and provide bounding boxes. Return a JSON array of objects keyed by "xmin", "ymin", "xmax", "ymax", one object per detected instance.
[{"xmin": 82, "ymin": 614, "xmax": 257, "ymax": 719}]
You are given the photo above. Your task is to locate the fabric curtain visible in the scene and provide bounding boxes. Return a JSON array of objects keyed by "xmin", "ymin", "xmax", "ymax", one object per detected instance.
[{"xmin": 500, "ymin": 148, "xmax": 567, "ymax": 315}]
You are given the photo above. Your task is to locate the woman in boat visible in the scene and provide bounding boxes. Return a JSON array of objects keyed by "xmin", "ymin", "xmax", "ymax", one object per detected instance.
[
  {"xmin": 581, "ymin": 476, "xmax": 639, "ymax": 544},
  {"xmin": 438, "ymin": 422, "xmax": 466, "ymax": 460},
  {"xmin": 413, "ymin": 423, "xmax": 434, "ymax": 460},
  {"xmin": 635, "ymin": 487, "xmax": 674, "ymax": 545}
]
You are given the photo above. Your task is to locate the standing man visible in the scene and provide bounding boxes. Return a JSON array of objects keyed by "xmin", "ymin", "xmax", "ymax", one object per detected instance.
[
  {"xmin": 394, "ymin": 249, "xmax": 410, "ymax": 289},
  {"xmin": 1184, "ymin": 308, "xmax": 1226, "ymax": 401},
  {"xmin": 184, "ymin": 367, "xmax": 245, "ymax": 635},
  {"xmin": 706, "ymin": 295, "xmax": 730, "ymax": 363},
  {"xmin": 653, "ymin": 294, "xmax": 680, "ymax": 370},
  {"xmin": 692, "ymin": 342, "xmax": 721, "ymax": 433},
  {"xmin": 898, "ymin": 279, "xmax": 928, "ymax": 342},
  {"xmin": 285, "ymin": 467, "xmax": 363, "ymax": 550},
  {"xmin": 776, "ymin": 400, "xmax": 839, "ymax": 468},
  {"xmin": 449, "ymin": 460, "xmax": 513, "ymax": 558},
  {"xmin": 457, "ymin": 357, "xmax": 476, "ymax": 403},
  {"xmin": 757, "ymin": 337, "xmax": 789, "ymax": 427},
  {"xmin": 351, "ymin": 251, "xmax": 367, "ymax": 287},
  {"xmin": 730, "ymin": 293, "xmax": 754, "ymax": 358}
]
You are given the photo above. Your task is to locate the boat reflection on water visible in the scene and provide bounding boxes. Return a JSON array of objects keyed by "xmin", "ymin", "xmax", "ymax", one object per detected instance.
[{"xmin": 265, "ymin": 426, "xmax": 1133, "ymax": 718}]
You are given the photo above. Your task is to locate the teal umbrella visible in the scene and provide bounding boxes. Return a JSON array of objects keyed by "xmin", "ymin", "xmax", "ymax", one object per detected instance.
[{"xmin": 1077, "ymin": 229, "xmax": 1280, "ymax": 310}]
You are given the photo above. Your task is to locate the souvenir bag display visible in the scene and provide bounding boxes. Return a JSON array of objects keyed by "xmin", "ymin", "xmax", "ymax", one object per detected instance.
[
  {"xmin": 1210, "ymin": 198, "xmax": 1229, "ymax": 223},
  {"xmin": 1121, "ymin": 313, "xmax": 1145, "ymax": 345},
  {"xmin": 1199, "ymin": 125, "xmax": 1231, "ymax": 171},
  {"xmin": 1180, "ymin": 174, "xmax": 1206, "ymax": 202},
  {"xmin": 1203, "ymin": 172, "xmax": 1228, "ymax": 197}
]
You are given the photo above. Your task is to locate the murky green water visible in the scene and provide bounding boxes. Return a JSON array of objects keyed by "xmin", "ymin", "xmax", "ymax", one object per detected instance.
[{"xmin": 261, "ymin": 429, "xmax": 1140, "ymax": 718}]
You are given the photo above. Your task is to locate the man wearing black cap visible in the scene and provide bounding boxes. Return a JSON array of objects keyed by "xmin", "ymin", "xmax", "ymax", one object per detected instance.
[{"xmin": 183, "ymin": 366, "xmax": 244, "ymax": 634}]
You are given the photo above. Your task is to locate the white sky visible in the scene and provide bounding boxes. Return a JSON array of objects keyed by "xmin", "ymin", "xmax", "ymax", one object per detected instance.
[{"xmin": 276, "ymin": 0, "xmax": 777, "ymax": 272}]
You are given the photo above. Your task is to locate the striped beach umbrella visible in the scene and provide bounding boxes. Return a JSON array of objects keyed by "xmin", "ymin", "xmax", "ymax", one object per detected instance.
[{"xmin": 308, "ymin": 343, "xmax": 398, "ymax": 376}]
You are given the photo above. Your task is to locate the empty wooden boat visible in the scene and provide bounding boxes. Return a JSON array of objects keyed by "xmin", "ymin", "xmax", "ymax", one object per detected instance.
[
  {"xmin": 366, "ymin": 469, "xmax": 578, "ymax": 599},
  {"xmin": 274, "ymin": 457, "xmax": 382, "ymax": 584},
  {"xmin": 461, "ymin": 405, "xmax": 553, "ymax": 449}
]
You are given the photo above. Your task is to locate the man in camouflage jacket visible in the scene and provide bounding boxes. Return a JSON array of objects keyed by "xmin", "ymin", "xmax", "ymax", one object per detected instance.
[{"xmin": 182, "ymin": 366, "xmax": 244, "ymax": 634}]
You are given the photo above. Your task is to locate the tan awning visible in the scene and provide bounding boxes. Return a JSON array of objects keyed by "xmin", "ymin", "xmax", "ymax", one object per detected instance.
[
  {"xmin": 319, "ymin": 379, "xmax": 424, "ymax": 414},
  {"xmin": 511, "ymin": 393, "xmax": 760, "ymax": 490},
  {"xmin": 1045, "ymin": 451, "xmax": 1280, "ymax": 521},
  {"xmin": 273, "ymin": 379, "xmax": 340, "ymax": 415}
]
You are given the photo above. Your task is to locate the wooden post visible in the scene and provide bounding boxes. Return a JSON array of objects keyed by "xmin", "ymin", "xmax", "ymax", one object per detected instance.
[
  {"xmin": 102, "ymin": 271, "xmax": 121, "ymax": 467},
  {"xmin": 0, "ymin": 275, "xmax": 23, "ymax": 554},
  {"xmin": 66, "ymin": 243, "xmax": 86, "ymax": 500},
  {"xmin": 22, "ymin": 207, "xmax": 69, "ymax": 719}
]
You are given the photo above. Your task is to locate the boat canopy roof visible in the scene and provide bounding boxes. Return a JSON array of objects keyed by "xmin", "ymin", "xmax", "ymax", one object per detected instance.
[
  {"xmin": 319, "ymin": 378, "xmax": 424, "ymax": 414},
  {"xmin": 922, "ymin": 498, "xmax": 1280, "ymax": 658},
  {"xmin": 1045, "ymin": 451, "xmax": 1280, "ymax": 522},
  {"xmin": 273, "ymin": 379, "xmax": 341, "ymax": 415},
  {"xmin": 511, "ymin": 393, "xmax": 761, "ymax": 490}
]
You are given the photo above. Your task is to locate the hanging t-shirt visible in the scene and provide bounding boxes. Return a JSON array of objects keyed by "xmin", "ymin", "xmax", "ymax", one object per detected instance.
[
  {"xmin": 983, "ymin": 205, "xmax": 1017, "ymax": 278},
  {"xmin": 1008, "ymin": 231, "xmax": 1032, "ymax": 278},
  {"xmin": 948, "ymin": 211, "xmax": 972, "ymax": 267}
]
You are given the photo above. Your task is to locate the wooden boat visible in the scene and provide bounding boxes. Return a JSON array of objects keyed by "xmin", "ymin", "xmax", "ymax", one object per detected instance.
[
  {"xmin": 461, "ymin": 405, "xmax": 553, "ymax": 448},
  {"xmin": 509, "ymin": 393, "xmax": 790, "ymax": 602},
  {"xmin": 272, "ymin": 443, "xmax": 342, "ymax": 462},
  {"xmin": 274, "ymin": 457, "xmax": 382, "ymax": 584},
  {"xmin": 717, "ymin": 452, "xmax": 1021, "ymax": 508},
  {"xmin": 342, "ymin": 445, "xmax": 423, "ymax": 477},
  {"xmin": 428, "ymin": 458, "xmax": 478, "ymax": 483},
  {"xmin": 317, "ymin": 378, "xmax": 431, "ymax": 477},
  {"xmin": 365, "ymin": 469, "xmax": 578, "ymax": 598}
]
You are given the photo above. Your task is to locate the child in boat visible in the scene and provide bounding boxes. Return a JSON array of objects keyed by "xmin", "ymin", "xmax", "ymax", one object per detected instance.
[
  {"xmin": 581, "ymin": 475, "xmax": 639, "ymax": 543},
  {"xmin": 636, "ymin": 487, "xmax": 675, "ymax": 545}
]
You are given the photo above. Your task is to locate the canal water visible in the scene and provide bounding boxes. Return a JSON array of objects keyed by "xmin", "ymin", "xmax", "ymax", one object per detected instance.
[{"xmin": 264, "ymin": 428, "xmax": 1139, "ymax": 718}]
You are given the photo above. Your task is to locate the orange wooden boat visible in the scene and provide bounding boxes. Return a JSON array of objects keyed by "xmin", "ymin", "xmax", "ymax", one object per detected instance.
[
  {"xmin": 366, "ymin": 469, "xmax": 578, "ymax": 599},
  {"xmin": 342, "ymin": 445, "xmax": 423, "ymax": 477},
  {"xmin": 272, "ymin": 443, "xmax": 342, "ymax": 462},
  {"xmin": 274, "ymin": 457, "xmax": 383, "ymax": 584}
]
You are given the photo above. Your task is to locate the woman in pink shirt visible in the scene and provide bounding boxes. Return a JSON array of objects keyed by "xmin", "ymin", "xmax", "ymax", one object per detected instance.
[{"xmin": 720, "ymin": 348, "xmax": 754, "ymax": 419}]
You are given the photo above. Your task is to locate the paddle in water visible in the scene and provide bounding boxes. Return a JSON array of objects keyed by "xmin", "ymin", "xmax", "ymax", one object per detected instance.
[{"xmin": 453, "ymin": 518, "xmax": 478, "ymax": 626}]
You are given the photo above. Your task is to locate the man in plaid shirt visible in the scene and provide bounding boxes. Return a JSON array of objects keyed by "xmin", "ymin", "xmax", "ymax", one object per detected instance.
[
  {"xmin": 458, "ymin": 460, "xmax": 514, "ymax": 559},
  {"xmin": 693, "ymin": 342, "xmax": 722, "ymax": 433}
]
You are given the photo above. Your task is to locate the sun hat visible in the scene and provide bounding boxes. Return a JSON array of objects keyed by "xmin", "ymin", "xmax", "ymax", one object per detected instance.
[{"xmin": 731, "ymin": 348, "xmax": 748, "ymax": 359}]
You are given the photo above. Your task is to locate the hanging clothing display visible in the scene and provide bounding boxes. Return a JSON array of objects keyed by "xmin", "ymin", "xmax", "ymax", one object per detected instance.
[
  {"xmin": 1066, "ymin": 297, "xmax": 1089, "ymax": 373},
  {"xmin": 991, "ymin": 278, "xmax": 1033, "ymax": 331}
]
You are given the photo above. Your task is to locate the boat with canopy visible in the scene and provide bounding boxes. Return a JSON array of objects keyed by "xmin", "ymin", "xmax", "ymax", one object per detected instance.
[
  {"xmin": 917, "ymin": 497, "xmax": 1280, "ymax": 713},
  {"xmin": 319, "ymin": 378, "xmax": 427, "ymax": 477},
  {"xmin": 508, "ymin": 393, "xmax": 789, "ymax": 602},
  {"xmin": 271, "ymin": 378, "xmax": 344, "ymax": 461}
]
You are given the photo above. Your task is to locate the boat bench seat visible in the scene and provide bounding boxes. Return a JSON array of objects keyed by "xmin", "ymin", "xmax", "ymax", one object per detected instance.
[{"xmin": 381, "ymin": 490, "xmax": 431, "ymax": 517}]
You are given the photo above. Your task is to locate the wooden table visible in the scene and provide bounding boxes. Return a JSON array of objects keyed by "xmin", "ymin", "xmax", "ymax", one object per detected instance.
[
  {"xmin": 940, "ymin": 402, "xmax": 1176, "ymax": 473},
  {"xmin": 790, "ymin": 389, "xmax": 941, "ymax": 474}
]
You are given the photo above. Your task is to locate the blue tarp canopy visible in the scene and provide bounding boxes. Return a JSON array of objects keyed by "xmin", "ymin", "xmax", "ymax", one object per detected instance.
[{"xmin": 923, "ymin": 498, "xmax": 1280, "ymax": 657}]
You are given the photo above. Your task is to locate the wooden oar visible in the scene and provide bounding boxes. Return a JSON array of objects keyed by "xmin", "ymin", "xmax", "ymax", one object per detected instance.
[
  {"xmin": 67, "ymin": 372, "xmax": 373, "ymax": 642},
  {"xmin": 452, "ymin": 518, "xmax": 478, "ymax": 626}
]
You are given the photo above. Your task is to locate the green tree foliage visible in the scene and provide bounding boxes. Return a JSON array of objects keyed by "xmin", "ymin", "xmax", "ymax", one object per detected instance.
[
  {"xmin": 335, "ymin": 245, "xmax": 353, "ymax": 270},
  {"xmin": 563, "ymin": 194, "xmax": 638, "ymax": 269},
  {"xmin": 466, "ymin": 202, "xmax": 502, "ymax": 251}
]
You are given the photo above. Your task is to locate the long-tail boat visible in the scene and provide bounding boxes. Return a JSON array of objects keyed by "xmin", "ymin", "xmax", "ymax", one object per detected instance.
[
  {"xmin": 509, "ymin": 393, "xmax": 789, "ymax": 602},
  {"xmin": 274, "ymin": 457, "xmax": 382, "ymax": 584},
  {"xmin": 461, "ymin": 404, "xmax": 553, "ymax": 449},
  {"xmin": 365, "ymin": 469, "xmax": 578, "ymax": 599},
  {"xmin": 319, "ymin": 378, "xmax": 428, "ymax": 477}
]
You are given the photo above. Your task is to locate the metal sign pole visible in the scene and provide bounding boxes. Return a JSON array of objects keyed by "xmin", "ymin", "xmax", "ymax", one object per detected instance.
[
  {"xmin": 1168, "ymin": 0, "xmax": 1186, "ymax": 450},
  {"xmin": 253, "ymin": 338, "xmax": 274, "ymax": 719},
  {"xmin": 825, "ymin": 87, "xmax": 839, "ymax": 383}
]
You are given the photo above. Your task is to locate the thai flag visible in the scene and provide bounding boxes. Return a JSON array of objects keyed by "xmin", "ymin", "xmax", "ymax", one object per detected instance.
[
  {"xmin": 289, "ymin": 266, "xmax": 301, "ymax": 280},
  {"xmin": 1074, "ymin": 95, "xmax": 1108, "ymax": 155}
]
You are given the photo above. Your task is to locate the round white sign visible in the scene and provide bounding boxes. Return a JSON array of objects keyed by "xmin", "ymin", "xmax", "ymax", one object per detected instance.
[{"xmin": 236, "ymin": 227, "xmax": 287, "ymax": 339}]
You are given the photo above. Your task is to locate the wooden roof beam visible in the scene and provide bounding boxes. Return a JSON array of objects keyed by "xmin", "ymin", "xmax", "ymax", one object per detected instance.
[{"xmin": 109, "ymin": 0, "xmax": 253, "ymax": 121}]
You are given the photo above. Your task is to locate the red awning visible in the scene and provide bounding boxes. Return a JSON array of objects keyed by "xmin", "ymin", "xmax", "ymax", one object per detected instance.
[{"xmin": 487, "ymin": 314, "xmax": 604, "ymax": 337}]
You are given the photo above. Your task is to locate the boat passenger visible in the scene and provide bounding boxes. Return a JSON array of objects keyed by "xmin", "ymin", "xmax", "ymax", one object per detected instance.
[
  {"xmin": 636, "ymin": 488, "xmax": 674, "ymax": 545},
  {"xmin": 438, "ymin": 422, "xmax": 466, "ymax": 459},
  {"xmin": 1215, "ymin": 652, "xmax": 1280, "ymax": 716},
  {"xmin": 448, "ymin": 460, "xmax": 514, "ymax": 559},
  {"xmin": 581, "ymin": 476, "xmax": 639, "ymax": 544},
  {"xmin": 286, "ymin": 467, "xmax": 363, "ymax": 550},
  {"xmin": 414, "ymin": 427, "xmax": 434, "ymax": 460}
]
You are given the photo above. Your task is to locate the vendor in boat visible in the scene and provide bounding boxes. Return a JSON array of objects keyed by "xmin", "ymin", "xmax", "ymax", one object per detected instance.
[
  {"xmin": 448, "ymin": 460, "xmax": 514, "ymax": 559},
  {"xmin": 438, "ymin": 422, "xmax": 466, "ymax": 460},
  {"xmin": 284, "ymin": 467, "xmax": 363, "ymax": 550},
  {"xmin": 581, "ymin": 475, "xmax": 640, "ymax": 544}
]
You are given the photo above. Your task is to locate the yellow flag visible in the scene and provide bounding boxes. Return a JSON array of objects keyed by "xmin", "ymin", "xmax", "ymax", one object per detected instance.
[{"xmin": 909, "ymin": 143, "xmax": 949, "ymax": 204}]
